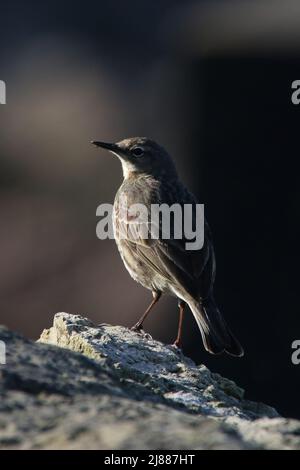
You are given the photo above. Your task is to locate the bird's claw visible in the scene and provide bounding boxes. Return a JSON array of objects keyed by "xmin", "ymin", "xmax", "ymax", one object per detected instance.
[
  {"xmin": 130, "ymin": 325, "xmax": 152, "ymax": 340},
  {"xmin": 171, "ymin": 341, "xmax": 182, "ymax": 350}
]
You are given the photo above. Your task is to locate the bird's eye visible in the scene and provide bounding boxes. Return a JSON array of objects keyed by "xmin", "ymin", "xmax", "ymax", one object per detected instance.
[{"xmin": 132, "ymin": 146, "xmax": 144, "ymax": 157}]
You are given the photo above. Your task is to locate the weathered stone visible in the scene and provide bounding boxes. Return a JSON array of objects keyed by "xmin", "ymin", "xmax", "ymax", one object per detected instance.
[{"xmin": 0, "ymin": 312, "xmax": 298, "ymax": 449}]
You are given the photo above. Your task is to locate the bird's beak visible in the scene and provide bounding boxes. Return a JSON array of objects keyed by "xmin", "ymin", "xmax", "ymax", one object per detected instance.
[{"xmin": 91, "ymin": 140, "xmax": 119, "ymax": 152}]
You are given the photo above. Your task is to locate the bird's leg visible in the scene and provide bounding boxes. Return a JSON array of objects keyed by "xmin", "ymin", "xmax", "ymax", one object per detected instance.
[
  {"xmin": 172, "ymin": 300, "xmax": 186, "ymax": 348},
  {"xmin": 131, "ymin": 291, "xmax": 161, "ymax": 333}
]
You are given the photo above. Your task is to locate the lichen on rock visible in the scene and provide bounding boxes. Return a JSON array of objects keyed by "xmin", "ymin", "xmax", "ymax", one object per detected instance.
[{"xmin": 0, "ymin": 312, "xmax": 299, "ymax": 450}]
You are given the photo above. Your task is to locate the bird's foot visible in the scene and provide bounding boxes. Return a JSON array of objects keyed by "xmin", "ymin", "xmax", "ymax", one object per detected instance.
[
  {"xmin": 171, "ymin": 339, "xmax": 182, "ymax": 349},
  {"xmin": 130, "ymin": 324, "xmax": 152, "ymax": 340}
]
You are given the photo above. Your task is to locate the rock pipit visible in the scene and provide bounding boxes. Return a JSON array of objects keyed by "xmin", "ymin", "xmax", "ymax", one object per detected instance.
[{"xmin": 92, "ymin": 137, "xmax": 243, "ymax": 357}]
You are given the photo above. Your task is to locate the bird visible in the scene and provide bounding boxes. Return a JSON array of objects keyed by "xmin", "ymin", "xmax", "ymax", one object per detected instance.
[{"xmin": 92, "ymin": 137, "xmax": 244, "ymax": 357}]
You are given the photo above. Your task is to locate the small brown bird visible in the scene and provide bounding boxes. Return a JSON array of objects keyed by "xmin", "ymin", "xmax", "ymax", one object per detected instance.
[{"xmin": 92, "ymin": 137, "xmax": 243, "ymax": 356}]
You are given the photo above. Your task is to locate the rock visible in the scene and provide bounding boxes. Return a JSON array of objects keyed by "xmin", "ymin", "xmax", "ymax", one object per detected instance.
[{"xmin": 0, "ymin": 312, "xmax": 299, "ymax": 449}]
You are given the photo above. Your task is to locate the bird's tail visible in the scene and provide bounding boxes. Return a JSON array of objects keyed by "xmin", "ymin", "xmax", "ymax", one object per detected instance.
[{"xmin": 187, "ymin": 296, "xmax": 244, "ymax": 357}]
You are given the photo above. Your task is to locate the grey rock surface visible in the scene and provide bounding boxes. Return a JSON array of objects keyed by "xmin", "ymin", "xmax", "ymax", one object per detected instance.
[{"xmin": 0, "ymin": 312, "xmax": 299, "ymax": 449}]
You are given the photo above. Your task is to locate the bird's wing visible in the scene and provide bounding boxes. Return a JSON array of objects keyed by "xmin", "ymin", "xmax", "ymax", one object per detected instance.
[
  {"xmin": 115, "ymin": 180, "xmax": 215, "ymax": 299},
  {"xmin": 119, "ymin": 226, "xmax": 214, "ymax": 299}
]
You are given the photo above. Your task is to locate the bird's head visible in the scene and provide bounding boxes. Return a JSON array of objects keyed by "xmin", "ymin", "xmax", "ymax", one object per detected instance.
[{"xmin": 92, "ymin": 137, "xmax": 177, "ymax": 179}]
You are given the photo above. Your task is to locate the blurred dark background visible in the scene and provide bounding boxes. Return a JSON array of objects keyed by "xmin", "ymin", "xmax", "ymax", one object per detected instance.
[{"xmin": 0, "ymin": 0, "xmax": 299, "ymax": 418}]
